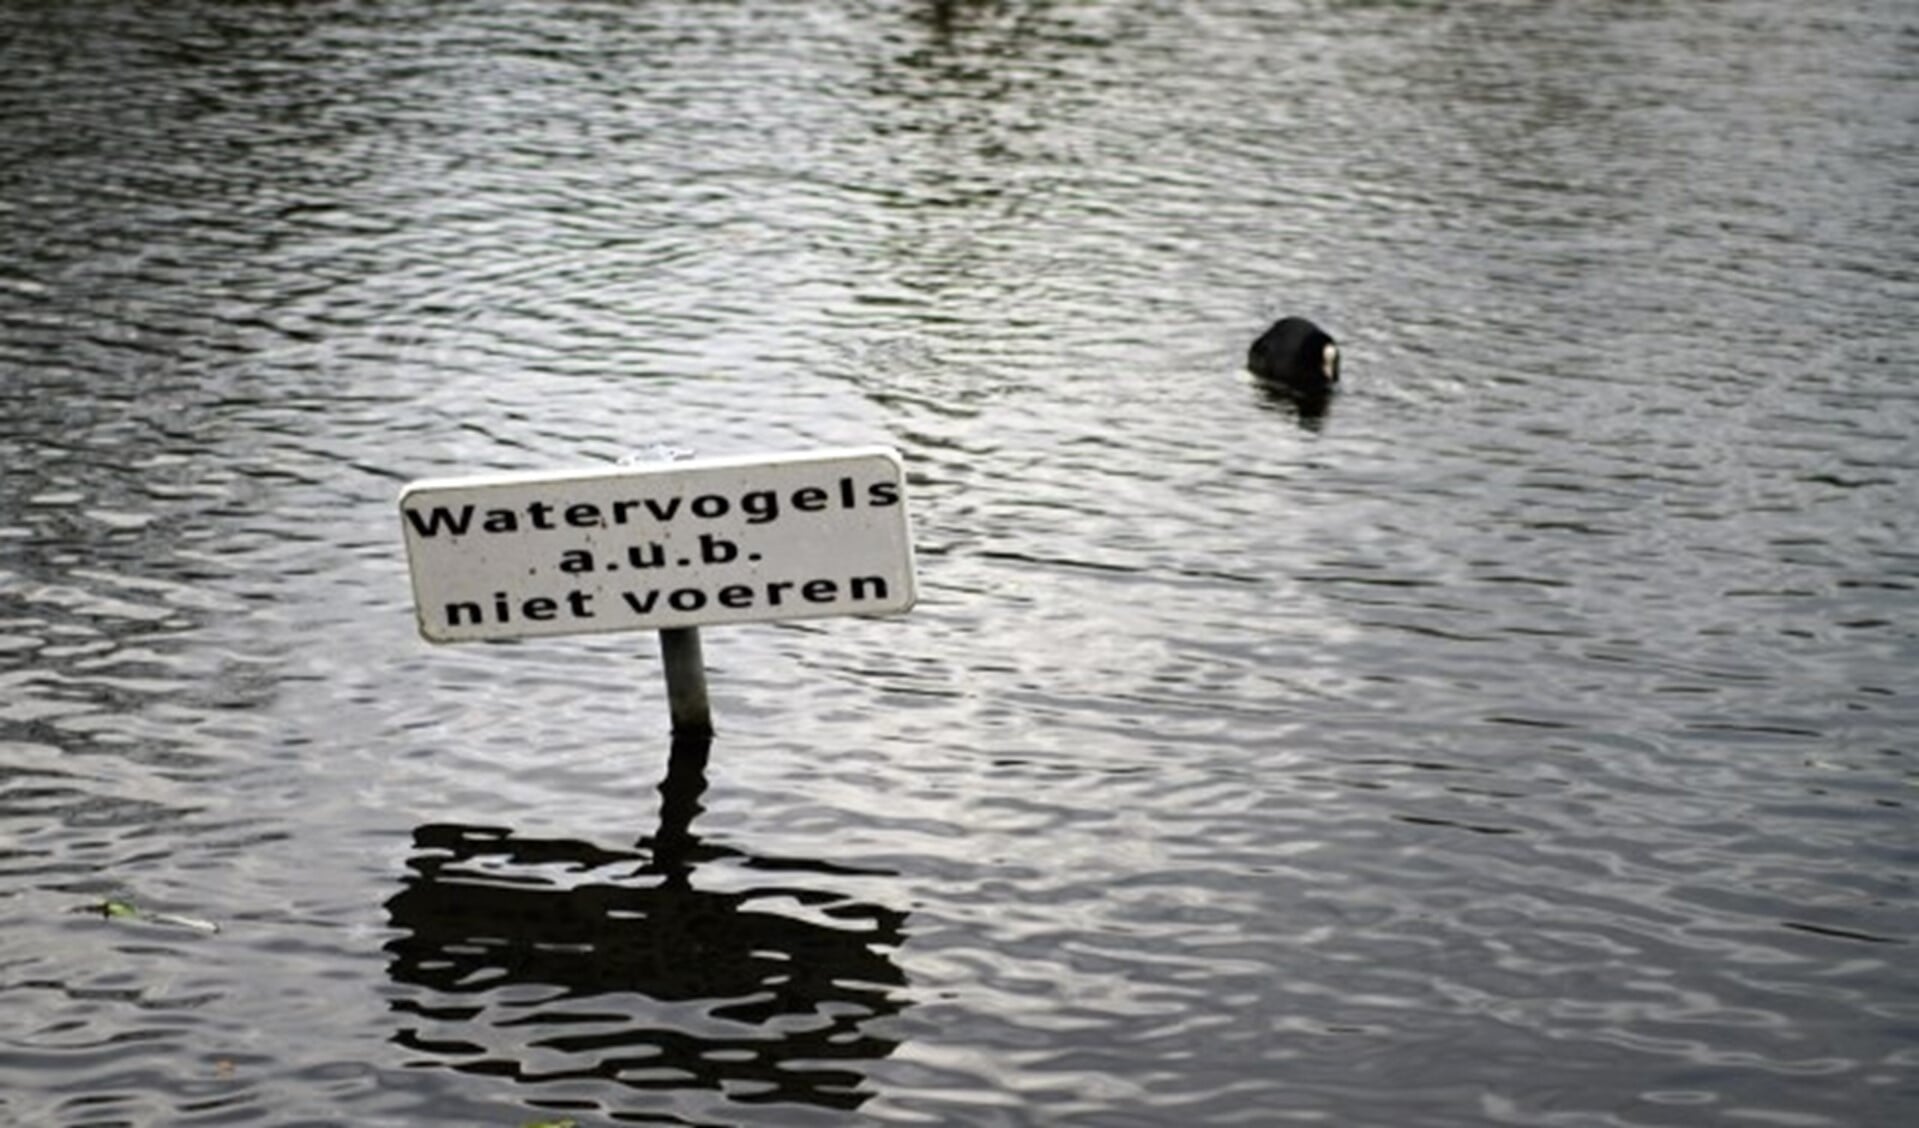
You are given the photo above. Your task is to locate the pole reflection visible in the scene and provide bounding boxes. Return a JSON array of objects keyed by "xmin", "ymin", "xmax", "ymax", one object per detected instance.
[{"xmin": 383, "ymin": 733, "xmax": 910, "ymax": 1116}]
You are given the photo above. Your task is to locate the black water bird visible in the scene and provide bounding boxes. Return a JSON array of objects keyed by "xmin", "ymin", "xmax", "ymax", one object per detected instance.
[{"xmin": 1248, "ymin": 317, "xmax": 1340, "ymax": 397}]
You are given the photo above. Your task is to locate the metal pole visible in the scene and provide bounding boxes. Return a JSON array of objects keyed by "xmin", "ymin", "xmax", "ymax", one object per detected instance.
[{"xmin": 658, "ymin": 627, "xmax": 713, "ymax": 736}]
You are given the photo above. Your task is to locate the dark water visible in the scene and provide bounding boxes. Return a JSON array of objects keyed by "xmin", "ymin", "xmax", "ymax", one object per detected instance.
[{"xmin": 3, "ymin": 1, "xmax": 1915, "ymax": 1125}]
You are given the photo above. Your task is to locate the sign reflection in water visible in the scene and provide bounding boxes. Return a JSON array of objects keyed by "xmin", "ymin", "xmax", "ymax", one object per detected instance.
[{"xmin": 382, "ymin": 735, "xmax": 909, "ymax": 1116}]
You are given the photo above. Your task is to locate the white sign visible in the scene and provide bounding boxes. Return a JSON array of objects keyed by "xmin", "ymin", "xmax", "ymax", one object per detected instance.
[{"xmin": 399, "ymin": 447, "xmax": 917, "ymax": 643}]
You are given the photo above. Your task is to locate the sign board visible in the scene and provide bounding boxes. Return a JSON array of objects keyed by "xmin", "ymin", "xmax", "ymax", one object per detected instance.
[{"xmin": 399, "ymin": 447, "xmax": 916, "ymax": 643}]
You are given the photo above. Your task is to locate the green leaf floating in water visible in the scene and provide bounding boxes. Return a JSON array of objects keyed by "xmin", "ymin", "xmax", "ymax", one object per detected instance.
[{"xmin": 87, "ymin": 899, "xmax": 220, "ymax": 933}]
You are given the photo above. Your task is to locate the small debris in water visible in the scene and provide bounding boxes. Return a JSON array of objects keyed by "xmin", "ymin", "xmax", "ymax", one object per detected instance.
[{"xmin": 83, "ymin": 899, "xmax": 220, "ymax": 933}]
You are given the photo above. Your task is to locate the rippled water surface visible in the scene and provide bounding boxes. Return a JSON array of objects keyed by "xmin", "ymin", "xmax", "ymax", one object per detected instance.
[{"xmin": 3, "ymin": 2, "xmax": 1915, "ymax": 1125}]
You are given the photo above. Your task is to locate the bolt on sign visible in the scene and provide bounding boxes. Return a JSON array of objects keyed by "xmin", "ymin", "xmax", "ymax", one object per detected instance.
[{"xmin": 399, "ymin": 447, "xmax": 917, "ymax": 643}]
